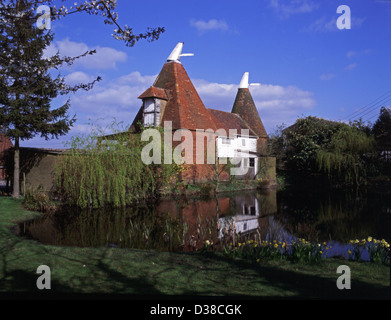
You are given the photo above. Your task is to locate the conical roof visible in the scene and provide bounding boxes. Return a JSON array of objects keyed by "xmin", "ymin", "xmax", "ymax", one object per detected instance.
[
  {"xmin": 231, "ymin": 73, "xmax": 268, "ymax": 139},
  {"xmin": 152, "ymin": 60, "xmax": 219, "ymax": 131}
]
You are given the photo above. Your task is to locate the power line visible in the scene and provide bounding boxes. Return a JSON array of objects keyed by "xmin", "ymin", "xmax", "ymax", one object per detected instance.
[
  {"xmin": 365, "ymin": 104, "xmax": 391, "ymax": 123},
  {"xmin": 344, "ymin": 88, "xmax": 391, "ymax": 121},
  {"xmin": 350, "ymin": 95, "xmax": 391, "ymax": 121},
  {"xmin": 358, "ymin": 99, "xmax": 391, "ymax": 121}
]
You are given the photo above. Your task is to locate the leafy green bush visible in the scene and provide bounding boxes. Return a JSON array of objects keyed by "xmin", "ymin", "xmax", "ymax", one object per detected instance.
[{"xmin": 55, "ymin": 122, "xmax": 177, "ymax": 209}]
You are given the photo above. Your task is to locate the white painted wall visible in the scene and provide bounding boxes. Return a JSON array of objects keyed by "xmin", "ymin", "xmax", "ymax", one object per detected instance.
[
  {"xmin": 216, "ymin": 136, "xmax": 257, "ymax": 158},
  {"xmin": 216, "ymin": 136, "xmax": 258, "ymax": 174}
]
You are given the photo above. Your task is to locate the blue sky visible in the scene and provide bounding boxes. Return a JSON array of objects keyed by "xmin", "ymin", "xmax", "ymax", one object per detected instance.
[{"xmin": 22, "ymin": 0, "xmax": 391, "ymax": 148}]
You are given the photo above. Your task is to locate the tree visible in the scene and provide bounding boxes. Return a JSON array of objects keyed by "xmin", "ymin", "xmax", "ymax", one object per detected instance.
[
  {"xmin": 316, "ymin": 125, "xmax": 375, "ymax": 187},
  {"xmin": 0, "ymin": 0, "xmax": 96, "ymax": 198},
  {"xmin": 267, "ymin": 123, "xmax": 287, "ymax": 171},
  {"xmin": 282, "ymin": 116, "xmax": 345, "ymax": 174},
  {"xmin": 0, "ymin": 0, "xmax": 165, "ymax": 198},
  {"xmin": 372, "ymin": 107, "xmax": 391, "ymax": 159}
]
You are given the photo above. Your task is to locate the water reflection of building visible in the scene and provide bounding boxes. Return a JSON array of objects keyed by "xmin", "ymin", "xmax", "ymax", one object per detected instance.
[
  {"xmin": 155, "ymin": 190, "xmax": 278, "ymax": 250},
  {"xmin": 218, "ymin": 190, "xmax": 277, "ymax": 240}
]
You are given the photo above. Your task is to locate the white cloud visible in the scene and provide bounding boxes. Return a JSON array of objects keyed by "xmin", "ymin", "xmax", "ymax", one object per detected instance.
[
  {"xmin": 44, "ymin": 38, "xmax": 127, "ymax": 70},
  {"xmin": 190, "ymin": 19, "xmax": 229, "ymax": 34},
  {"xmin": 347, "ymin": 50, "xmax": 356, "ymax": 59},
  {"xmin": 67, "ymin": 71, "xmax": 154, "ymax": 133},
  {"xmin": 344, "ymin": 63, "xmax": 357, "ymax": 71},
  {"xmin": 269, "ymin": 0, "xmax": 318, "ymax": 18},
  {"xmin": 117, "ymin": 71, "xmax": 157, "ymax": 86},
  {"xmin": 351, "ymin": 17, "xmax": 366, "ymax": 28},
  {"xmin": 347, "ymin": 49, "xmax": 371, "ymax": 59},
  {"xmin": 65, "ymin": 71, "xmax": 95, "ymax": 85},
  {"xmin": 308, "ymin": 17, "xmax": 337, "ymax": 32},
  {"xmin": 319, "ymin": 73, "xmax": 336, "ymax": 81}
]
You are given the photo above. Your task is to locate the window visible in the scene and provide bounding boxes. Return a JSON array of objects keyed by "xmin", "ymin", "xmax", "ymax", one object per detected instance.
[
  {"xmin": 244, "ymin": 205, "xmax": 256, "ymax": 216},
  {"xmin": 143, "ymin": 98, "xmax": 161, "ymax": 127},
  {"xmin": 250, "ymin": 206, "xmax": 256, "ymax": 215},
  {"xmin": 242, "ymin": 139, "xmax": 246, "ymax": 146},
  {"xmin": 221, "ymin": 137, "xmax": 231, "ymax": 145},
  {"xmin": 249, "ymin": 158, "xmax": 255, "ymax": 168},
  {"xmin": 144, "ymin": 113, "xmax": 155, "ymax": 126}
]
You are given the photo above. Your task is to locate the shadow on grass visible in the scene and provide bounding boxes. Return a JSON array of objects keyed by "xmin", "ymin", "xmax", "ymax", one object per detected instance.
[{"xmin": 188, "ymin": 252, "xmax": 391, "ymax": 300}]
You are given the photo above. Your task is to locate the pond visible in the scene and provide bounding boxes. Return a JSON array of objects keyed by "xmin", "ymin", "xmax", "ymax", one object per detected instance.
[{"xmin": 15, "ymin": 184, "xmax": 391, "ymax": 260}]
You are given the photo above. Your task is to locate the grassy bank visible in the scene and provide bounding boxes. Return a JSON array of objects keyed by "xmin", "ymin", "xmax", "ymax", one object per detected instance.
[{"xmin": 0, "ymin": 197, "xmax": 389, "ymax": 299}]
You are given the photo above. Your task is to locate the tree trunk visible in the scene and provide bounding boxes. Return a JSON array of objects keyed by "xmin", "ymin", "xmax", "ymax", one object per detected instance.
[{"xmin": 12, "ymin": 137, "xmax": 20, "ymax": 199}]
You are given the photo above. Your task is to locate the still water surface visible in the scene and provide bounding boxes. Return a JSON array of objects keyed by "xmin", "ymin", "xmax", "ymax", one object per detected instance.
[{"xmin": 16, "ymin": 185, "xmax": 391, "ymax": 260}]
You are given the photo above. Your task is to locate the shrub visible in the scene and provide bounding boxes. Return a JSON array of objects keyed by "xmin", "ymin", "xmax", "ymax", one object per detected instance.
[{"xmin": 23, "ymin": 187, "xmax": 57, "ymax": 212}]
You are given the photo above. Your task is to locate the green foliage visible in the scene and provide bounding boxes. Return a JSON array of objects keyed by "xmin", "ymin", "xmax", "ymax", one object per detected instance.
[
  {"xmin": 372, "ymin": 107, "xmax": 391, "ymax": 175},
  {"xmin": 316, "ymin": 125, "xmax": 375, "ymax": 186},
  {"xmin": 283, "ymin": 116, "xmax": 345, "ymax": 173},
  {"xmin": 276, "ymin": 116, "xmax": 387, "ymax": 185},
  {"xmin": 267, "ymin": 123, "xmax": 287, "ymax": 171},
  {"xmin": 55, "ymin": 122, "xmax": 177, "ymax": 209},
  {"xmin": 372, "ymin": 107, "xmax": 391, "ymax": 151}
]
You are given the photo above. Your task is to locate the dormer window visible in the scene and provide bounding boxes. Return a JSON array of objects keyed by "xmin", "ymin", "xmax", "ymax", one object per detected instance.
[
  {"xmin": 138, "ymin": 86, "xmax": 168, "ymax": 128},
  {"xmin": 143, "ymin": 98, "xmax": 161, "ymax": 127}
]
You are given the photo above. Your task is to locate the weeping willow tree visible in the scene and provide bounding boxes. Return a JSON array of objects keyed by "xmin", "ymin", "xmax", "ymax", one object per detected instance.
[
  {"xmin": 316, "ymin": 126, "xmax": 375, "ymax": 187},
  {"xmin": 55, "ymin": 123, "xmax": 177, "ymax": 209}
]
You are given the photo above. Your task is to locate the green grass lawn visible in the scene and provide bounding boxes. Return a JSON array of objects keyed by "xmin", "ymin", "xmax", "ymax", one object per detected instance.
[{"xmin": 0, "ymin": 197, "xmax": 390, "ymax": 299}]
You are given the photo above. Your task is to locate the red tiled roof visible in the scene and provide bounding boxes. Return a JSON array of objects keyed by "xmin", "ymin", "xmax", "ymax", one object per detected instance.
[
  {"xmin": 152, "ymin": 61, "xmax": 219, "ymax": 131},
  {"xmin": 208, "ymin": 109, "xmax": 257, "ymax": 137},
  {"xmin": 231, "ymin": 88, "xmax": 268, "ymax": 138},
  {"xmin": 138, "ymin": 86, "xmax": 168, "ymax": 100}
]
